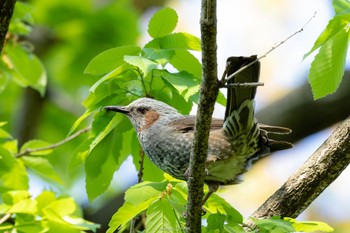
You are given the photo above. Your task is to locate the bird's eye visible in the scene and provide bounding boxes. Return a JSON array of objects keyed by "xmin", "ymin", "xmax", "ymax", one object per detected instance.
[{"xmin": 137, "ymin": 107, "xmax": 147, "ymax": 114}]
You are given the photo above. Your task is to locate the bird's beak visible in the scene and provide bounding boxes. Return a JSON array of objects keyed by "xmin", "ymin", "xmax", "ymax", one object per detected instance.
[{"xmin": 104, "ymin": 106, "xmax": 129, "ymax": 114}]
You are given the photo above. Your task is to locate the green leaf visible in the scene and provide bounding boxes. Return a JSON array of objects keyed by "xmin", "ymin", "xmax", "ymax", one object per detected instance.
[
  {"xmin": 6, "ymin": 198, "xmax": 37, "ymax": 214},
  {"xmin": 107, "ymin": 200, "xmax": 154, "ymax": 233},
  {"xmin": 5, "ymin": 44, "xmax": 47, "ymax": 96},
  {"xmin": 284, "ymin": 217, "xmax": 334, "ymax": 232},
  {"xmin": 148, "ymin": 7, "xmax": 178, "ymax": 38},
  {"xmin": 2, "ymin": 190, "xmax": 30, "ymax": 205},
  {"xmin": 35, "ymin": 190, "xmax": 57, "ymax": 216},
  {"xmin": 216, "ymin": 91, "xmax": 227, "ymax": 106},
  {"xmin": 206, "ymin": 212, "xmax": 226, "ymax": 233},
  {"xmin": 21, "ymin": 156, "xmax": 63, "ymax": 184},
  {"xmin": 154, "ymin": 69, "xmax": 200, "ymax": 101},
  {"xmin": 304, "ymin": 13, "xmax": 350, "ymax": 59},
  {"xmin": 252, "ymin": 217, "xmax": 295, "ymax": 233},
  {"xmin": 332, "ymin": 0, "xmax": 350, "ymax": 14},
  {"xmin": 0, "ymin": 146, "xmax": 29, "ymax": 192},
  {"xmin": 125, "ymin": 181, "xmax": 167, "ymax": 205},
  {"xmin": 308, "ymin": 27, "xmax": 349, "ymax": 99},
  {"xmin": 46, "ymin": 197, "xmax": 77, "ymax": 216},
  {"xmin": 146, "ymin": 198, "xmax": 178, "ymax": 233},
  {"xmin": 19, "ymin": 139, "xmax": 52, "ymax": 156},
  {"xmin": 124, "ymin": 55, "xmax": 158, "ymax": 77},
  {"xmin": 170, "ymin": 50, "xmax": 202, "ymax": 78},
  {"xmin": 68, "ymin": 137, "xmax": 93, "ymax": 173},
  {"xmin": 205, "ymin": 193, "xmax": 243, "ymax": 224},
  {"xmin": 145, "ymin": 32, "xmax": 201, "ymax": 51},
  {"xmin": 85, "ymin": 132, "xmax": 118, "ymax": 202},
  {"xmin": 143, "ymin": 48, "xmax": 175, "ymax": 66},
  {"xmin": 85, "ymin": 46, "xmax": 141, "ymax": 75}
]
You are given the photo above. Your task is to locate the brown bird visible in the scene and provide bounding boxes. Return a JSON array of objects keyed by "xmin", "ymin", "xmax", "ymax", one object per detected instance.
[{"xmin": 104, "ymin": 55, "xmax": 292, "ymax": 205}]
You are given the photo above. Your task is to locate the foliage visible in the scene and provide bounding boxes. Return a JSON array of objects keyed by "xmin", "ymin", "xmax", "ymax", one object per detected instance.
[
  {"xmin": 304, "ymin": 0, "xmax": 350, "ymax": 99},
  {"xmin": 0, "ymin": 1, "xmax": 339, "ymax": 233}
]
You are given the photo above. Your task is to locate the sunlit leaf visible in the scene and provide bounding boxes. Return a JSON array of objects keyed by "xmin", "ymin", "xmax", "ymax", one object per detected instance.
[
  {"xmin": 284, "ymin": 217, "xmax": 334, "ymax": 232},
  {"xmin": 5, "ymin": 44, "xmax": 47, "ymax": 96},
  {"xmin": 0, "ymin": 146, "xmax": 29, "ymax": 192},
  {"xmin": 148, "ymin": 7, "xmax": 178, "ymax": 38},
  {"xmin": 6, "ymin": 199, "xmax": 37, "ymax": 214},
  {"xmin": 170, "ymin": 50, "xmax": 202, "ymax": 78},
  {"xmin": 146, "ymin": 198, "xmax": 178, "ymax": 233},
  {"xmin": 124, "ymin": 55, "xmax": 158, "ymax": 77},
  {"xmin": 21, "ymin": 156, "xmax": 63, "ymax": 184},
  {"xmin": 85, "ymin": 46, "xmax": 141, "ymax": 75},
  {"xmin": 19, "ymin": 139, "xmax": 52, "ymax": 156},
  {"xmin": 206, "ymin": 212, "xmax": 226, "ymax": 232},
  {"xmin": 146, "ymin": 32, "xmax": 201, "ymax": 51},
  {"xmin": 252, "ymin": 217, "xmax": 295, "ymax": 233},
  {"xmin": 107, "ymin": 200, "xmax": 154, "ymax": 233},
  {"xmin": 332, "ymin": 0, "xmax": 350, "ymax": 14},
  {"xmin": 304, "ymin": 13, "xmax": 350, "ymax": 59},
  {"xmin": 2, "ymin": 190, "xmax": 30, "ymax": 205},
  {"xmin": 308, "ymin": 27, "xmax": 349, "ymax": 99},
  {"xmin": 125, "ymin": 181, "xmax": 167, "ymax": 205}
]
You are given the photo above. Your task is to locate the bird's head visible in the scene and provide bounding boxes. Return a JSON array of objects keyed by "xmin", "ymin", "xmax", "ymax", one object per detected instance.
[{"xmin": 104, "ymin": 98, "xmax": 182, "ymax": 132}]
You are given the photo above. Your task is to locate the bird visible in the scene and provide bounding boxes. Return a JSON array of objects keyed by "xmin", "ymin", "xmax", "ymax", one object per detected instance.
[{"xmin": 104, "ymin": 55, "xmax": 293, "ymax": 205}]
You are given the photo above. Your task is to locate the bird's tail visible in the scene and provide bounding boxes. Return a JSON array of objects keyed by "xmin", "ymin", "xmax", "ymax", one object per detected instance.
[
  {"xmin": 223, "ymin": 55, "xmax": 260, "ymax": 138},
  {"xmin": 223, "ymin": 55, "xmax": 292, "ymax": 159}
]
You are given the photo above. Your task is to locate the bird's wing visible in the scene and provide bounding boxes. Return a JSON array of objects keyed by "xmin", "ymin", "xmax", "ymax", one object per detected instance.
[{"xmin": 169, "ymin": 116, "xmax": 223, "ymax": 133}]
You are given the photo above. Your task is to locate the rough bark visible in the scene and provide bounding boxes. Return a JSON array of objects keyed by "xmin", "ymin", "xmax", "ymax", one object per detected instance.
[
  {"xmin": 0, "ymin": 0, "xmax": 16, "ymax": 54},
  {"xmin": 250, "ymin": 116, "xmax": 350, "ymax": 220},
  {"xmin": 186, "ymin": 0, "xmax": 218, "ymax": 232}
]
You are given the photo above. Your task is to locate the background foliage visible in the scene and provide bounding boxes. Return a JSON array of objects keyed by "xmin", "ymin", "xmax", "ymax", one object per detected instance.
[{"xmin": 0, "ymin": 0, "xmax": 349, "ymax": 232}]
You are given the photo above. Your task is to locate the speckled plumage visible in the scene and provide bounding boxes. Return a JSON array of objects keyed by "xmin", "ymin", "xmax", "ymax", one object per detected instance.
[{"xmin": 104, "ymin": 56, "xmax": 293, "ymax": 202}]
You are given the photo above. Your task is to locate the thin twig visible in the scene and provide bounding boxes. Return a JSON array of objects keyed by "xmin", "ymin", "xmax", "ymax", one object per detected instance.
[
  {"xmin": 0, "ymin": 214, "xmax": 11, "ymax": 224},
  {"xmin": 16, "ymin": 126, "xmax": 91, "ymax": 158},
  {"xmin": 130, "ymin": 148, "xmax": 145, "ymax": 233},
  {"xmin": 225, "ymin": 11, "xmax": 317, "ymax": 83},
  {"xmin": 224, "ymin": 82, "xmax": 264, "ymax": 88}
]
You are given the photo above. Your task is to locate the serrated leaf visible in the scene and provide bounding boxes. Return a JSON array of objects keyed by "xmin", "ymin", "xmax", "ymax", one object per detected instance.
[
  {"xmin": 146, "ymin": 198, "xmax": 178, "ymax": 233},
  {"xmin": 68, "ymin": 137, "xmax": 93, "ymax": 173},
  {"xmin": 124, "ymin": 55, "xmax": 158, "ymax": 77},
  {"xmin": 5, "ymin": 44, "xmax": 47, "ymax": 96},
  {"xmin": 205, "ymin": 193, "xmax": 243, "ymax": 224},
  {"xmin": 308, "ymin": 27, "xmax": 349, "ymax": 99},
  {"xmin": 148, "ymin": 7, "xmax": 178, "ymax": 38},
  {"xmin": 85, "ymin": 46, "xmax": 141, "ymax": 75},
  {"xmin": 170, "ymin": 50, "xmax": 202, "ymax": 78},
  {"xmin": 19, "ymin": 139, "xmax": 52, "ymax": 156},
  {"xmin": 284, "ymin": 217, "xmax": 334, "ymax": 232},
  {"xmin": 0, "ymin": 146, "xmax": 29, "ymax": 192},
  {"xmin": 154, "ymin": 69, "xmax": 200, "ymax": 101},
  {"xmin": 85, "ymin": 132, "xmax": 118, "ymax": 202},
  {"xmin": 107, "ymin": 200, "xmax": 154, "ymax": 233},
  {"xmin": 125, "ymin": 181, "xmax": 167, "ymax": 205},
  {"xmin": 21, "ymin": 156, "xmax": 63, "ymax": 184},
  {"xmin": 143, "ymin": 48, "xmax": 175, "ymax": 66},
  {"xmin": 304, "ymin": 13, "xmax": 350, "ymax": 59},
  {"xmin": 145, "ymin": 32, "xmax": 201, "ymax": 51},
  {"xmin": 332, "ymin": 0, "xmax": 350, "ymax": 14}
]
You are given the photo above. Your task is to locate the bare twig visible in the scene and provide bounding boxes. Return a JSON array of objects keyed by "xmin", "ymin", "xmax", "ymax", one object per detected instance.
[
  {"xmin": 224, "ymin": 82, "xmax": 264, "ymax": 88},
  {"xmin": 0, "ymin": 214, "xmax": 11, "ymax": 225},
  {"xmin": 16, "ymin": 126, "xmax": 91, "ymax": 158},
  {"xmin": 225, "ymin": 12, "xmax": 317, "ymax": 83}
]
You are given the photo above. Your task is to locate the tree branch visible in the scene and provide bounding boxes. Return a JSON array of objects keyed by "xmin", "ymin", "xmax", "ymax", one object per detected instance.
[
  {"xmin": 250, "ymin": 116, "xmax": 350, "ymax": 221},
  {"xmin": 16, "ymin": 126, "xmax": 91, "ymax": 158},
  {"xmin": 0, "ymin": 0, "xmax": 16, "ymax": 54},
  {"xmin": 186, "ymin": 0, "xmax": 218, "ymax": 232}
]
